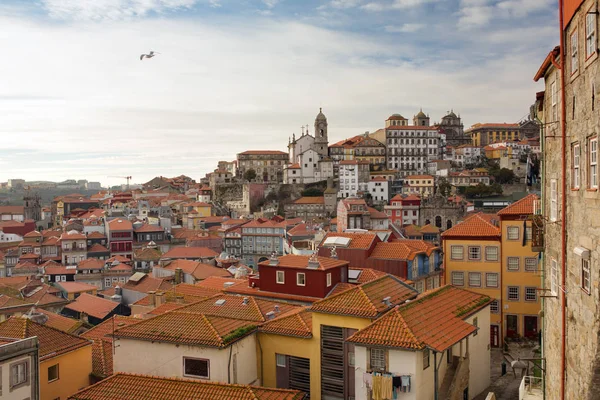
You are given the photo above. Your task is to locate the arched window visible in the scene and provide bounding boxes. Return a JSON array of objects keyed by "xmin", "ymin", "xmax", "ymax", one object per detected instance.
[
  {"xmin": 435, "ymin": 216, "xmax": 442, "ymax": 228},
  {"xmin": 447, "ymin": 220, "xmax": 453, "ymax": 229}
]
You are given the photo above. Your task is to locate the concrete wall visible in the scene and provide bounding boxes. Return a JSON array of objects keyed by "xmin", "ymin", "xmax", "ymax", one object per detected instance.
[
  {"xmin": 114, "ymin": 334, "xmax": 257, "ymax": 385},
  {"xmin": 40, "ymin": 346, "xmax": 92, "ymax": 400}
]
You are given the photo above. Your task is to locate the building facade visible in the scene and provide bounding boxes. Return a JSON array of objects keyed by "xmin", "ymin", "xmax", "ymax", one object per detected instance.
[
  {"xmin": 337, "ymin": 160, "xmax": 370, "ymax": 198},
  {"xmin": 237, "ymin": 150, "xmax": 288, "ymax": 183}
]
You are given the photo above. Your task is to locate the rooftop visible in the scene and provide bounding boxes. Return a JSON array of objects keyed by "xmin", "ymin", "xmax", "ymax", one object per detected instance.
[
  {"xmin": 57, "ymin": 281, "xmax": 99, "ymax": 293},
  {"xmin": 497, "ymin": 194, "xmax": 539, "ymax": 216},
  {"xmin": 441, "ymin": 213, "xmax": 500, "ymax": 238},
  {"xmin": 259, "ymin": 254, "xmax": 349, "ymax": 271},
  {"xmin": 64, "ymin": 293, "xmax": 120, "ymax": 319},
  {"xmin": 259, "ymin": 308, "xmax": 312, "ymax": 338},
  {"xmin": 162, "ymin": 247, "xmax": 219, "ymax": 259}
]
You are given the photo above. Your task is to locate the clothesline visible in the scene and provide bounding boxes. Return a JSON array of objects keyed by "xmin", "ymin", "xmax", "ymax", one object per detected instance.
[{"xmin": 354, "ymin": 366, "xmax": 413, "ymax": 376}]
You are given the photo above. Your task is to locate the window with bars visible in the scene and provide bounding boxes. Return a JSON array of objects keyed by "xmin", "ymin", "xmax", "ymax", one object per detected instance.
[
  {"xmin": 486, "ymin": 273, "xmax": 499, "ymax": 288},
  {"xmin": 525, "ymin": 287, "xmax": 537, "ymax": 302},
  {"xmin": 370, "ymin": 348, "xmax": 387, "ymax": 371},
  {"xmin": 525, "ymin": 257, "xmax": 538, "ymax": 272},
  {"xmin": 507, "ymin": 226, "xmax": 519, "ymax": 240},
  {"xmin": 573, "ymin": 143, "xmax": 581, "ymax": 189},
  {"xmin": 590, "ymin": 137, "xmax": 598, "ymax": 188},
  {"xmin": 485, "ymin": 246, "xmax": 499, "ymax": 261},
  {"xmin": 507, "ymin": 257, "xmax": 520, "ymax": 271},
  {"xmin": 582, "ymin": 259, "xmax": 591, "ymax": 294},
  {"xmin": 490, "ymin": 300, "xmax": 500, "ymax": 313},
  {"xmin": 451, "ymin": 272, "xmax": 464, "ymax": 286},
  {"xmin": 508, "ymin": 286, "xmax": 519, "ymax": 301},
  {"xmin": 468, "ymin": 246, "xmax": 481, "ymax": 261},
  {"xmin": 586, "ymin": 12, "xmax": 597, "ymax": 58},
  {"xmin": 468, "ymin": 272, "xmax": 481, "ymax": 287},
  {"xmin": 451, "ymin": 246, "xmax": 464, "ymax": 260}
]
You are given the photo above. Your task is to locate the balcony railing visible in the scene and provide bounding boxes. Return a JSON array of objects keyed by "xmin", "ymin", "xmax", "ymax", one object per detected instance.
[{"xmin": 519, "ymin": 376, "xmax": 543, "ymax": 400}]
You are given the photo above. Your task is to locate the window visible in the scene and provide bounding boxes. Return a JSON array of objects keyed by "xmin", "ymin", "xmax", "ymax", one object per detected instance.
[
  {"xmin": 508, "ymin": 257, "xmax": 520, "ymax": 271},
  {"xmin": 582, "ymin": 259, "xmax": 591, "ymax": 294},
  {"xmin": 485, "ymin": 246, "xmax": 499, "ymax": 261},
  {"xmin": 490, "ymin": 300, "xmax": 500, "ymax": 314},
  {"xmin": 423, "ymin": 349, "xmax": 430, "ymax": 369},
  {"xmin": 551, "ymin": 81, "xmax": 558, "ymax": 122},
  {"xmin": 525, "ymin": 287, "xmax": 537, "ymax": 302},
  {"xmin": 468, "ymin": 272, "xmax": 481, "ymax": 287},
  {"xmin": 451, "ymin": 272, "xmax": 464, "ymax": 286},
  {"xmin": 525, "ymin": 257, "xmax": 538, "ymax": 272},
  {"xmin": 507, "ymin": 226, "xmax": 519, "ymax": 240},
  {"xmin": 586, "ymin": 11, "xmax": 596, "ymax": 58},
  {"xmin": 276, "ymin": 354, "xmax": 286, "ymax": 367},
  {"xmin": 184, "ymin": 357, "xmax": 209, "ymax": 379},
  {"xmin": 468, "ymin": 246, "xmax": 481, "ymax": 261},
  {"xmin": 450, "ymin": 246, "xmax": 464, "ymax": 260},
  {"xmin": 48, "ymin": 364, "xmax": 59, "ymax": 382},
  {"xmin": 276, "ymin": 271, "xmax": 285, "ymax": 284},
  {"xmin": 551, "ymin": 258, "xmax": 558, "ymax": 296},
  {"xmin": 508, "ymin": 286, "xmax": 519, "ymax": 301},
  {"xmin": 296, "ymin": 273, "xmax": 306, "ymax": 286},
  {"xmin": 326, "ymin": 273, "xmax": 332, "ymax": 287},
  {"xmin": 370, "ymin": 348, "xmax": 386, "ymax": 371},
  {"xmin": 10, "ymin": 361, "xmax": 28, "ymax": 388},
  {"xmin": 486, "ymin": 273, "xmax": 499, "ymax": 288},
  {"xmin": 573, "ymin": 143, "xmax": 581, "ymax": 189},
  {"xmin": 590, "ymin": 137, "xmax": 598, "ymax": 188},
  {"xmin": 550, "ymin": 179, "xmax": 558, "ymax": 222},
  {"xmin": 571, "ymin": 30, "xmax": 578, "ymax": 74}
]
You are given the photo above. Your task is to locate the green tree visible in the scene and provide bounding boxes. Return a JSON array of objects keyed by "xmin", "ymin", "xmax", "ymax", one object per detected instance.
[
  {"xmin": 301, "ymin": 187, "xmax": 324, "ymax": 197},
  {"xmin": 243, "ymin": 169, "xmax": 257, "ymax": 182},
  {"xmin": 495, "ymin": 168, "xmax": 516, "ymax": 184}
]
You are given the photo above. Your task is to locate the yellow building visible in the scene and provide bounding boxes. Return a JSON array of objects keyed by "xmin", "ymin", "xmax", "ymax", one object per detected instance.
[
  {"xmin": 258, "ymin": 275, "xmax": 418, "ymax": 400},
  {"xmin": 402, "ymin": 175, "xmax": 435, "ymax": 197},
  {"xmin": 0, "ymin": 317, "xmax": 93, "ymax": 400},
  {"xmin": 185, "ymin": 201, "xmax": 213, "ymax": 217},
  {"xmin": 466, "ymin": 123, "xmax": 521, "ymax": 146},
  {"xmin": 483, "ymin": 144, "xmax": 513, "ymax": 160},
  {"xmin": 442, "ymin": 213, "xmax": 503, "ymax": 347},
  {"xmin": 443, "ymin": 194, "xmax": 541, "ymax": 344}
]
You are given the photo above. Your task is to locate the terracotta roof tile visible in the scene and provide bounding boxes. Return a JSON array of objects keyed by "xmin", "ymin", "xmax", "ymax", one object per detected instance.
[
  {"xmin": 35, "ymin": 308, "xmax": 83, "ymax": 333},
  {"xmin": 113, "ymin": 311, "xmax": 256, "ymax": 348},
  {"xmin": 78, "ymin": 258, "xmax": 105, "ymax": 271},
  {"xmin": 64, "ymin": 293, "xmax": 119, "ymax": 319},
  {"xmin": 194, "ymin": 276, "xmax": 248, "ymax": 291},
  {"xmin": 259, "ymin": 254, "xmax": 348, "ymax": 271},
  {"xmin": 161, "ymin": 247, "xmax": 218, "ymax": 259},
  {"xmin": 369, "ymin": 242, "xmax": 422, "ymax": 260},
  {"xmin": 108, "ymin": 218, "xmax": 133, "ymax": 231},
  {"xmin": 367, "ymin": 207, "xmax": 388, "ymax": 220},
  {"xmin": 0, "ymin": 317, "xmax": 90, "ymax": 361},
  {"xmin": 147, "ymin": 303, "xmax": 187, "ymax": 315},
  {"xmin": 122, "ymin": 274, "xmax": 171, "ymax": 294},
  {"xmin": 309, "ymin": 275, "xmax": 417, "ymax": 318},
  {"xmin": 68, "ymin": 373, "xmax": 305, "ymax": 400},
  {"xmin": 0, "ymin": 294, "xmax": 32, "ymax": 308},
  {"xmin": 58, "ymin": 281, "xmax": 98, "ymax": 293},
  {"xmin": 350, "ymin": 268, "xmax": 388, "ymax": 284},
  {"xmin": 259, "ymin": 308, "xmax": 312, "ymax": 338},
  {"xmin": 320, "ymin": 232, "xmax": 377, "ymax": 249},
  {"xmin": 394, "ymin": 239, "xmax": 439, "ymax": 256},
  {"xmin": 497, "ymin": 194, "xmax": 539, "ymax": 216},
  {"xmin": 238, "ymin": 150, "xmax": 288, "ymax": 156},
  {"xmin": 134, "ymin": 247, "xmax": 162, "ymax": 261},
  {"xmin": 81, "ymin": 315, "xmax": 142, "ymax": 342},
  {"xmin": 88, "ymin": 243, "xmax": 110, "ymax": 253},
  {"xmin": 326, "ymin": 282, "xmax": 355, "ymax": 297},
  {"xmin": 347, "ymin": 286, "xmax": 491, "ymax": 352},
  {"xmin": 293, "ymin": 196, "xmax": 325, "ymax": 204},
  {"xmin": 161, "ymin": 259, "xmax": 231, "ymax": 280},
  {"xmin": 441, "ymin": 213, "xmax": 501, "ymax": 238},
  {"xmin": 87, "ymin": 232, "xmax": 107, "ymax": 239}
]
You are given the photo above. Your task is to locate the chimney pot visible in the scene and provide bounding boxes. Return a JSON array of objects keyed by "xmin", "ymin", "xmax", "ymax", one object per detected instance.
[{"xmin": 148, "ymin": 291, "xmax": 156, "ymax": 306}]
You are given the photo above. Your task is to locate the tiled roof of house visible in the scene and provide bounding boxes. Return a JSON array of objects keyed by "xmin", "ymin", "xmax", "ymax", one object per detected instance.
[
  {"xmin": 122, "ymin": 274, "xmax": 172, "ymax": 294},
  {"xmin": 108, "ymin": 218, "xmax": 133, "ymax": 231},
  {"xmin": 88, "ymin": 243, "xmax": 110, "ymax": 253},
  {"xmin": 58, "ymin": 281, "xmax": 98, "ymax": 293},
  {"xmin": 113, "ymin": 311, "xmax": 256, "ymax": 348},
  {"xmin": 367, "ymin": 207, "xmax": 389, "ymax": 219},
  {"xmin": 171, "ymin": 283, "xmax": 220, "ymax": 298},
  {"xmin": 106, "ymin": 255, "xmax": 132, "ymax": 264},
  {"xmin": 160, "ymin": 259, "xmax": 231, "ymax": 280},
  {"xmin": 41, "ymin": 236, "xmax": 60, "ymax": 246},
  {"xmin": 286, "ymin": 163, "xmax": 301, "ymax": 169},
  {"xmin": 87, "ymin": 232, "xmax": 107, "ymax": 239},
  {"xmin": 369, "ymin": 242, "xmax": 422, "ymax": 260},
  {"xmin": 404, "ymin": 175, "xmax": 434, "ymax": 180},
  {"xmin": 293, "ymin": 196, "xmax": 325, "ymax": 204},
  {"xmin": 194, "ymin": 276, "xmax": 247, "ymax": 291},
  {"xmin": 23, "ymin": 230, "xmax": 42, "ymax": 238},
  {"xmin": 78, "ymin": 258, "xmax": 105, "ymax": 271},
  {"xmin": 259, "ymin": 308, "xmax": 313, "ymax": 338},
  {"xmin": 81, "ymin": 315, "xmax": 142, "ymax": 342},
  {"xmin": 109, "ymin": 263, "xmax": 132, "ymax": 272},
  {"xmin": 320, "ymin": 232, "xmax": 377, "ymax": 249},
  {"xmin": 419, "ymin": 224, "xmax": 441, "ymax": 234},
  {"xmin": 0, "ymin": 317, "xmax": 90, "ymax": 361},
  {"xmin": 68, "ymin": 373, "xmax": 305, "ymax": 400},
  {"xmin": 64, "ymin": 293, "xmax": 119, "ymax": 319},
  {"xmin": 147, "ymin": 303, "xmax": 187, "ymax": 315},
  {"xmin": 35, "ymin": 308, "xmax": 83, "ymax": 333},
  {"xmin": 0, "ymin": 206, "xmax": 24, "ymax": 215},
  {"xmin": 134, "ymin": 224, "xmax": 164, "ymax": 233},
  {"xmin": 466, "ymin": 123, "xmax": 519, "ymax": 132},
  {"xmin": 91, "ymin": 340, "xmax": 113, "ymax": 377},
  {"xmin": 309, "ymin": 275, "xmax": 418, "ymax": 318},
  {"xmin": 134, "ymin": 247, "xmax": 162, "ymax": 261},
  {"xmin": 0, "ymin": 294, "xmax": 32, "ymax": 308},
  {"xmin": 238, "ymin": 150, "xmax": 288, "ymax": 156},
  {"xmin": 441, "ymin": 213, "xmax": 500, "ymax": 238},
  {"xmin": 179, "ymin": 294, "xmax": 300, "ymax": 322},
  {"xmin": 347, "ymin": 285, "xmax": 492, "ymax": 352},
  {"xmin": 326, "ymin": 282, "xmax": 355, "ymax": 297},
  {"xmin": 60, "ymin": 231, "xmax": 87, "ymax": 240},
  {"xmin": 161, "ymin": 247, "xmax": 218, "ymax": 259},
  {"xmin": 497, "ymin": 194, "xmax": 539, "ymax": 216},
  {"xmin": 259, "ymin": 254, "xmax": 348, "ymax": 271},
  {"xmin": 394, "ymin": 239, "xmax": 439, "ymax": 256}
]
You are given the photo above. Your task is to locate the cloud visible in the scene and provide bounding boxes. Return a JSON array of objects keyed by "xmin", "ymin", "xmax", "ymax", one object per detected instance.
[
  {"xmin": 330, "ymin": 0, "xmax": 363, "ymax": 9},
  {"xmin": 262, "ymin": 0, "xmax": 280, "ymax": 8},
  {"xmin": 41, "ymin": 0, "xmax": 200, "ymax": 21},
  {"xmin": 385, "ymin": 23, "xmax": 425, "ymax": 33},
  {"xmin": 458, "ymin": 0, "xmax": 555, "ymax": 29},
  {"xmin": 361, "ymin": 0, "xmax": 439, "ymax": 11}
]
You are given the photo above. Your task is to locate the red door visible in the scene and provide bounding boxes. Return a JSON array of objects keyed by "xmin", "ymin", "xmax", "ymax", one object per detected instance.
[
  {"xmin": 524, "ymin": 316, "xmax": 538, "ymax": 339},
  {"xmin": 490, "ymin": 325, "xmax": 500, "ymax": 347},
  {"xmin": 506, "ymin": 315, "xmax": 519, "ymax": 338}
]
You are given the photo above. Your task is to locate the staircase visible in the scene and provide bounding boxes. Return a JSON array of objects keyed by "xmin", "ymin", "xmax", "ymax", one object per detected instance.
[{"xmin": 439, "ymin": 363, "xmax": 457, "ymax": 399}]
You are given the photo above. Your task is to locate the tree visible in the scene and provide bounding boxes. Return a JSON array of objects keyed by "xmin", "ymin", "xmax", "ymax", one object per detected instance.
[
  {"xmin": 243, "ymin": 169, "xmax": 257, "ymax": 182},
  {"xmin": 494, "ymin": 168, "xmax": 517, "ymax": 184},
  {"xmin": 301, "ymin": 187, "xmax": 324, "ymax": 197},
  {"xmin": 437, "ymin": 178, "xmax": 452, "ymax": 197}
]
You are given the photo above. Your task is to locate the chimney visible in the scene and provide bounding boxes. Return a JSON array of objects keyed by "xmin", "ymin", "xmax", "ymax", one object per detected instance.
[
  {"xmin": 147, "ymin": 291, "xmax": 156, "ymax": 306},
  {"xmin": 330, "ymin": 245, "xmax": 338, "ymax": 259},
  {"xmin": 382, "ymin": 296, "xmax": 392, "ymax": 307},
  {"xmin": 115, "ymin": 285, "xmax": 122, "ymax": 296},
  {"xmin": 274, "ymin": 304, "xmax": 280, "ymax": 313},
  {"xmin": 175, "ymin": 267, "xmax": 183, "ymax": 284},
  {"xmin": 307, "ymin": 251, "xmax": 320, "ymax": 269},
  {"xmin": 176, "ymin": 294, "xmax": 184, "ymax": 304},
  {"xmin": 155, "ymin": 292, "xmax": 164, "ymax": 307},
  {"xmin": 242, "ymin": 297, "xmax": 249, "ymax": 305},
  {"xmin": 268, "ymin": 252, "xmax": 279, "ymax": 266}
]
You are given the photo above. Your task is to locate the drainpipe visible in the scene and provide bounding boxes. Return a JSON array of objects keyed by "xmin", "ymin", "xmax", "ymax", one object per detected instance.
[
  {"xmin": 228, "ymin": 344, "xmax": 233, "ymax": 384},
  {"xmin": 558, "ymin": 1, "xmax": 567, "ymax": 399},
  {"xmin": 434, "ymin": 351, "xmax": 439, "ymax": 400}
]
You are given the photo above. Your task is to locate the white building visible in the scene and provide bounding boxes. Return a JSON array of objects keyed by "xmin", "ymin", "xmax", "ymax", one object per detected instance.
[
  {"xmin": 85, "ymin": 182, "xmax": 102, "ymax": 190},
  {"xmin": 0, "ymin": 230, "xmax": 23, "ymax": 243},
  {"xmin": 453, "ymin": 145, "xmax": 483, "ymax": 167},
  {"xmin": 368, "ymin": 177, "xmax": 390, "ymax": 204},
  {"xmin": 338, "ymin": 160, "xmax": 370, "ymax": 198},
  {"xmin": 0, "ymin": 206, "xmax": 25, "ymax": 222},
  {"xmin": 284, "ymin": 148, "xmax": 334, "ymax": 184},
  {"xmin": 0, "ymin": 337, "xmax": 40, "ymax": 400}
]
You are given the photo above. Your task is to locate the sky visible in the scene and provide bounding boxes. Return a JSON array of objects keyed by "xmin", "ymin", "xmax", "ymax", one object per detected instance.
[{"xmin": 0, "ymin": 0, "xmax": 557, "ymax": 186}]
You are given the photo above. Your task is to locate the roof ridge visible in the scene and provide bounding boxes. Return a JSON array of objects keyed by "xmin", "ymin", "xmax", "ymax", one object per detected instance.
[
  {"xmin": 201, "ymin": 314, "xmax": 223, "ymax": 345},
  {"xmin": 357, "ymin": 286, "xmax": 379, "ymax": 315}
]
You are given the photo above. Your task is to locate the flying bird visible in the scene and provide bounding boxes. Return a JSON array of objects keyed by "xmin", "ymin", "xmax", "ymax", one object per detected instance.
[{"xmin": 140, "ymin": 51, "xmax": 159, "ymax": 60}]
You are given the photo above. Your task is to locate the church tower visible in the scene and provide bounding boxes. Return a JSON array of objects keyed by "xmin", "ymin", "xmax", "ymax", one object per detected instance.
[
  {"xmin": 413, "ymin": 108, "xmax": 430, "ymax": 126},
  {"xmin": 23, "ymin": 190, "xmax": 41, "ymax": 221},
  {"xmin": 313, "ymin": 108, "xmax": 329, "ymax": 158}
]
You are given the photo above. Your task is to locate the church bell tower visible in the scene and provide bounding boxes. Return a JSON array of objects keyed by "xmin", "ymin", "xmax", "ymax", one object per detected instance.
[{"xmin": 313, "ymin": 108, "xmax": 329, "ymax": 158}]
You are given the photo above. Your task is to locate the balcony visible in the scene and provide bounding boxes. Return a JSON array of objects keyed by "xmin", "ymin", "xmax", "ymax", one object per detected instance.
[{"xmin": 519, "ymin": 376, "xmax": 542, "ymax": 400}]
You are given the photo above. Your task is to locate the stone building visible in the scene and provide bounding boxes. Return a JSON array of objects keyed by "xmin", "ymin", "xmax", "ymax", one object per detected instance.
[
  {"xmin": 23, "ymin": 192, "xmax": 41, "ymax": 221},
  {"xmin": 236, "ymin": 150, "xmax": 288, "ymax": 183},
  {"xmin": 419, "ymin": 194, "xmax": 470, "ymax": 231},
  {"xmin": 534, "ymin": 2, "xmax": 600, "ymax": 398},
  {"xmin": 434, "ymin": 110, "xmax": 470, "ymax": 147},
  {"xmin": 329, "ymin": 134, "xmax": 386, "ymax": 171}
]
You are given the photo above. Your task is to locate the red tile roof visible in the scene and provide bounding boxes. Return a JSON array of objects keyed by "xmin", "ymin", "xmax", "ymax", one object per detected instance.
[
  {"xmin": 58, "ymin": 282, "xmax": 98, "ymax": 293},
  {"xmin": 0, "ymin": 294, "xmax": 32, "ymax": 308},
  {"xmin": 35, "ymin": 308, "xmax": 83, "ymax": 333},
  {"xmin": 441, "ymin": 213, "xmax": 501, "ymax": 238},
  {"xmin": 88, "ymin": 243, "xmax": 109, "ymax": 253},
  {"xmin": 64, "ymin": 293, "xmax": 119, "ymax": 319},
  {"xmin": 78, "ymin": 258, "xmax": 105, "ymax": 271},
  {"xmin": 114, "ymin": 311, "xmax": 256, "ymax": 348},
  {"xmin": 135, "ymin": 224, "xmax": 164, "ymax": 233},
  {"xmin": 286, "ymin": 163, "xmax": 301, "ymax": 169},
  {"xmin": 310, "ymin": 275, "xmax": 417, "ymax": 318},
  {"xmin": 405, "ymin": 174, "xmax": 434, "ymax": 180},
  {"xmin": 238, "ymin": 150, "xmax": 288, "ymax": 156},
  {"xmin": 0, "ymin": 317, "xmax": 90, "ymax": 361},
  {"xmin": 87, "ymin": 232, "xmax": 107, "ymax": 239},
  {"xmin": 194, "ymin": 276, "xmax": 248, "ymax": 291},
  {"xmin": 350, "ymin": 268, "xmax": 388, "ymax": 284},
  {"xmin": 259, "ymin": 308, "xmax": 312, "ymax": 338},
  {"xmin": 81, "ymin": 315, "xmax": 142, "ymax": 342},
  {"xmin": 161, "ymin": 259, "xmax": 231, "ymax": 280},
  {"xmin": 394, "ymin": 239, "xmax": 439, "ymax": 256},
  {"xmin": 108, "ymin": 218, "xmax": 133, "ymax": 231},
  {"xmin": 497, "ymin": 194, "xmax": 539, "ymax": 216},
  {"xmin": 161, "ymin": 247, "xmax": 218, "ymax": 259},
  {"xmin": 68, "ymin": 373, "xmax": 305, "ymax": 400},
  {"xmin": 23, "ymin": 230, "xmax": 42, "ymax": 238},
  {"xmin": 367, "ymin": 206, "xmax": 388, "ymax": 220},
  {"xmin": 60, "ymin": 231, "xmax": 87, "ymax": 240},
  {"xmin": 293, "ymin": 196, "xmax": 325, "ymax": 204},
  {"xmin": 122, "ymin": 274, "xmax": 172, "ymax": 294},
  {"xmin": 259, "ymin": 254, "xmax": 349, "ymax": 271},
  {"xmin": 0, "ymin": 206, "xmax": 24, "ymax": 215},
  {"xmin": 369, "ymin": 242, "xmax": 422, "ymax": 260},
  {"xmin": 320, "ymin": 232, "xmax": 378, "ymax": 249},
  {"xmin": 347, "ymin": 285, "xmax": 491, "ymax": 352}
]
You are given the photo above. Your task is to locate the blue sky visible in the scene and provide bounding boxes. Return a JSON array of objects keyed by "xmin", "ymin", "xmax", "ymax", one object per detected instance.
[{"xmin": 0, "ymin": 0, "xmax": 556, "ymax": 186}]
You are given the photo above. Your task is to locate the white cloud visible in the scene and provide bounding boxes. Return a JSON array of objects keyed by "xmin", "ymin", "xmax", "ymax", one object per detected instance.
[
  {"xmin": 458, "ymin": 0, "xmax": 554, "ymax": 29},
  {"xmin": 262, "ymin": 0, "xmax": 280, "ymax": 9},
  {"xmin": 361, "ymin": 0, "xmax": 439, "ymax": 11},
  {"xmin": 329, "ymin": 0, "xmax": 363, "ymax": 9},
  {"xmin": 385, "ymin": 23, "xmax": 425, "ymax": 33}
]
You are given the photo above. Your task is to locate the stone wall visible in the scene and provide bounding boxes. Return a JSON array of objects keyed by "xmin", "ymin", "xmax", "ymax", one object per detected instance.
[{"xmin": 448, "ymin": 355, "xmax": 470, "ymax": 400}]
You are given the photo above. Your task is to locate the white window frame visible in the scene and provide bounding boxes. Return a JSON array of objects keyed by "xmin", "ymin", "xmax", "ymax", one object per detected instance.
[
  {"xmin": 276, "ymin": 270, "xmax": 285, "ymax": 284},
  {"xmin": 582, "ymin": 259, "xmax": 591, "ymax": 294},
  {"xmin": 451, "ymin": 271, "xmax": 464, "ymax": 286},
  {"xmin": 525, "ymin": 287, "xmax": 537, "ymax": 302},
  {"xmin": 485, "ymin": 246, "xmax": 499, "ymax": 262},
  {"xmin": 507, "ymin": 286, "xmax": 520, "ymax": 301},
  {"xmin": 525, "ymin": 257, "xmax": 538, "ymax": 272},
  {"xmin": 571, "ymin": 29, "xmax": 579, "ymax": 74},
  {"xmin": 586, "ymin": 11, "xmax": 597, "ymax": 58},
  {"xmin": 507, "ymin": 257, "xmax": 520, "ymax": 271},
  {"xmin": 550, "ymin": 179, "xmax": 558, "ymax": 222},
  {"xmin": 468, "ymin": 272, "xmax": 481, "ymax": 287},
  {"xmin": 296, "ymin": 272, "xmax": 306, "ymax": 286},
  {"xmin": 468, "ymin": 246, "xmax": 481, "ymax": 261},
  {"xmin": 551, "ymin": 258, "xmax": 558, "ymax": 296},
  {"xmin": 590, "ymin": 137, "xmax": 598, "ymax": 188},
  {"xmin": 326, "ymin": 272, "xmax": 332, "ymax": 287},
  {"xmin": 551, "ymin": 81, "xmax": 558, "ymax": 122},
  {"xmin": 276, "ymin": 354, "xmax": 286, "ymax": 367},
  {"xmin": 573, "ymin": 143, "xmax": 581, "ymax": 189},
  {"xmin": 490, "ymin": 300, "xmax": 500, "ymax": 314},
  {"xmin": 486, "ymin": 272, "xmax": 499, "ymax": 288},
  {"xmin": 450, "ymin": 245, "xmax": 464, "ymax": 260},
  {"xmin": 507, "ymin": 226, "xmax": 519, "ymax": 241}
]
